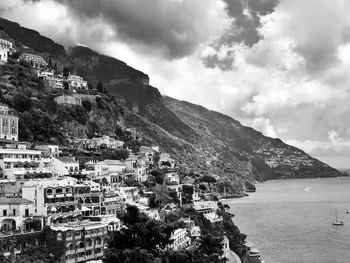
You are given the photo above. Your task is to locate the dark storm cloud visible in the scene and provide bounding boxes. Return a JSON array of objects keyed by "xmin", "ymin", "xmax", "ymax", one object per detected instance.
[
  {"xmin": 203, "ymin": 0, "xmax": 278, "ymax": 70},
  {"xmin": 27, "ymin": 0, "xmax": 231, "ymax": 59},
  {"xmin": 222, "ymin": 0, "xmax": 278, "ymax": 46}
]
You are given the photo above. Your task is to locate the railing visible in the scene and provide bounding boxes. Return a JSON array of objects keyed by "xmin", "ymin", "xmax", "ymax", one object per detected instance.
[
  {"xmin": 85, "ymin": 254, "xmax": 94, "ymax": 260},
  {"xmin": 65, "ymin": 250, "xmax": 75, "ymax": 256},
  {"xmin": 95, "ymin": 243, "xmax": 103, "ymax": 249},
  {"xmin": 77, "ymin": 256, "xmax": 86, "ymax": 262},
  {"xmin": 76, "ymin": 247, "xmax": 85, "ymax": 253},
  {"xmin": 0, "ymin": 229, "xmax": 42, "ymax": 237}
]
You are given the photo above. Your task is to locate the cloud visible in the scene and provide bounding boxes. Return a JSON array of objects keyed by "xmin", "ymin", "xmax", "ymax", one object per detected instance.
[
  {"xmin": 252, "ymin": 117, "xmax": 278, "ymax": 138},
  {"xmin": 46, "ymin": 0, "xmax": 231, "ymax": 58}
]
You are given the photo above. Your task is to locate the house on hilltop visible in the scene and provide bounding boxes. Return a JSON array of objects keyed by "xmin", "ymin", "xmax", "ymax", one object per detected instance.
[
  {"xmin": 18, "ymin": 52, "xmax": 47, "ymax": 68},
  {"xmin": 0, "ymin": 37, "xmax": 12, "ymax": 64}
]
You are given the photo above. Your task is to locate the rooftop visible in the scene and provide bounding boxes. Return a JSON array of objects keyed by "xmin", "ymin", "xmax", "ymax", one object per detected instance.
[
  {"xmin": 55, "ymin": 157, "xmax": 77, "ymax": 163},
  {"xmin": 102, "ymin": 159, "xmax": 126, "ymax": 166},
  {"xmin": 50, "ymin": 220, "xmax": 108, "ymax": 232},
  {"xmin": 0, "ymin": 197, "xmax": 32, "ymax": 205}
]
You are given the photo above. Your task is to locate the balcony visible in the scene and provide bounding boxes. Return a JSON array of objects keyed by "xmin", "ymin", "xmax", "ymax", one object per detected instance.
[
  {"xmin": 95, "ymin": 243, "xmax": 103, "ymax": 249},
  {"xmin": 0, "ymin": 229, "xmax": 42, "ymax": 237},
  {"xmin": 14, "ymin": 167, "xmax": 52, "ymax": 175},
  {"xmin": 76, "ymin": 247, "xmax": 85, "ymax": 253},
  {"xmin": 85, "ymin": 253, "xmax": 95, "ymax": 260},
  {"xmin": 95, "ymin": 252, "xmax": 103, "ymax": 258},
  {"xmin": 65, "ymin": 250, "xmax": 75, "ymax": 256},
  {"xmin": 77, "ymin": 256, "xmax": 86, "ymax": 262}
]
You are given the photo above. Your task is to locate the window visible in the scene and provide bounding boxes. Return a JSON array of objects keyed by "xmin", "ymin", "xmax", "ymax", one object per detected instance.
[
  {"xmin": 3, "ymin": 210, "xmax": 7, "ymax": 216},
  {"xmin": 12, "ymin": 209, "xmax": 16, "ymax": 216},
  {"xmin": 25, "ymin": 209, "xmax": 29, "ymax": 217}
]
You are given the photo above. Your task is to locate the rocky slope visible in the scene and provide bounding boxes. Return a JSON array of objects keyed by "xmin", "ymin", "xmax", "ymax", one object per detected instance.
[
  {"xmin": 0, "ymin": 17, "xmax": 342, "ymax": 196},
  {"xmin": 163, "ymin": 96, "xmax": 341, "ymax": 179}
]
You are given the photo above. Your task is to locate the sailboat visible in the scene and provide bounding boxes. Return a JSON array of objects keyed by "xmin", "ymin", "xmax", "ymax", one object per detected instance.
[{"xmin": 332, "ymin": 209, "xmax": 344, "ymax": 226}]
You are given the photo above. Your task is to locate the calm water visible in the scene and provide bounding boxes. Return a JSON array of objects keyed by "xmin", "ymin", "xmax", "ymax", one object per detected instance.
[{"xmin": 225, "ymin": 177, "xmax": 350, "ymax": 263}]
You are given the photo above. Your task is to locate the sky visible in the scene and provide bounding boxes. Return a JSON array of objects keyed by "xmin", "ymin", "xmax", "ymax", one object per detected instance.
[{"xmin": 1, "ymin": 0, "xmax": 350, "ymax": 169}]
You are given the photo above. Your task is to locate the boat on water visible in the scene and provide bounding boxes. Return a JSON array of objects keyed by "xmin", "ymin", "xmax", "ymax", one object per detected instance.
[{"xmin": 332, "ymin": 209, "xmax": 344, "ymax": 226}]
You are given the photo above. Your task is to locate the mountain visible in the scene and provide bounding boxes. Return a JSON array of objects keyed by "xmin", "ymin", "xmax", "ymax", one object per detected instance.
[
  {"xmin": 0, "ymin": 17, "xmax": 342, "ymax": 196},
  {"xmin": 163, "ymin": 96, "xmax": 341, "ymax": 179}
]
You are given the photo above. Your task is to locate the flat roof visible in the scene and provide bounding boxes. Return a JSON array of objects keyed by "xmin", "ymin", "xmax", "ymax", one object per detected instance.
[{"xmin": 0, "ymin": 197, "xmax": 32, "ymax": 205}]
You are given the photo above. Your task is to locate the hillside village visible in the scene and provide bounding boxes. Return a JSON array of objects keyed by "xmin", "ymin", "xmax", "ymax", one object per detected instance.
[{"xmin": 0, "ymin": 33, "xmax": 264, "ymax": 263}]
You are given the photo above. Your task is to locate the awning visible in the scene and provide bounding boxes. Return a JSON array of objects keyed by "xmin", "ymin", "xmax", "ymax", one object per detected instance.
[{"xmin": 81, "ymin": 206, "xmax": 92, "ymax": 212}]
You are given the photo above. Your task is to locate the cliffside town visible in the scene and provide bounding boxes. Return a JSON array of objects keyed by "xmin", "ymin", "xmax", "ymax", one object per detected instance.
[{"xmin": 0, "ymin": 17, "xmax": 343, "ymax": 263}]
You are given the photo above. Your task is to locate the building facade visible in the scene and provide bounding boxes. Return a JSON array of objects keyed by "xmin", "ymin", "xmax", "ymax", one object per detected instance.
[
  {"xmin": 0, "ymin": 104, "xmax": 18, "ymax": 141},
  {"xmin": 18, "ymin": 53, "xmax": 47, "ymax": 68},
  {"xmin": 0, "ymin": 38, "xmax": 12, "ymax": 63}
]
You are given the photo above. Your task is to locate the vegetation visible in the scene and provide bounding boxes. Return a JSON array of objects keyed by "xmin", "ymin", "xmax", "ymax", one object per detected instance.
[{"xmin": 104, "ymin": 205, "xmax": 226, "ymax": 263}]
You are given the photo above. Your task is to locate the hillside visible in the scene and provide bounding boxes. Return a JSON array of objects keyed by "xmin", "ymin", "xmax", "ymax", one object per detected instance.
[
  {"xmin": 0, "ymin": 17, "xmax": 342, "ymax": 196},
  {"xmin": 163, "ymin": 96, "xmax": 341, "ymax": 179}
]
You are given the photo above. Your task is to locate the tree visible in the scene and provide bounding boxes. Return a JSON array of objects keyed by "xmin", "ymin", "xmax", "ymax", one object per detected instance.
[
  {"xmin": 63, "ymin": 81, "xmax": 69, "ymax": 90},
  {"xmin": 201, "ymin": 175, "xmax": 217, "ymax": 190},
  {"xmin": 196, "ymin": 234, "xmax": 225, "ymax": 263},
  {"xmin": 96, "ymin": 81, "xmax": 104, "ymax": 93},
  {"xmin": 153, "ymin": 184, "xmax": 171, "ymax": 207},
  {"xmin": 82, "ymin": 100, "xmax": 92, "ymax": 112},
  {"xmin": 165, "ymin": 250, "xmax": 192, "ymax": 263},
  {"xmin": 13, "ymin": 93, "xmax": 32, "ymax": 112},
  {"xmin": 104, "ymin": 205, "xmax": 178, "ymax": 262},
  {"xmin": 48, "ymin": 57, "xmax": 52, "ymax": 68},
  {"xmin": 62, "ymin": 67, "xmax": 70, "ymax": 77},
  {"xmin": 151, "ymin": 169, "xmax": 165, "ymax": 185},
  {"xmin": 182, "ymin": 185, "xmax": 194, "ymax": 204},
  {"xmin": 153, "ymin": 152, "xmax": 160, "ymax": 166}
]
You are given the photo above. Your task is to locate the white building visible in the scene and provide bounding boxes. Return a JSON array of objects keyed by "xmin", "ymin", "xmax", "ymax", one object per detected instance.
[
  {"xmin": 134, "ymin": 166, "xmax": 148, "ymax": 183},
  {"xmin": 51, "ymin": 157, "xmax": 80, "ymax": 176},
  {"xmin": 91, "ymin": 136, "xmax": 124, "ymax": 149},
  {"xmin": 0, "ymin": 197, "xmax": 35, "ymax": 232},
  {"xmin": 169, "ymin": 228, "xmax": 191, "ymax": 250},
  {"xmin": 54, "ymin": 94, "xmax": 82, "ymax": 106},
  {"xmin": 0, "ymin": 144, "xmax": 51, "ymax": 181},
  {"xmin": 117, "ymin": 187, "xmax": 139, "ymax": 204},
  {"xmin": 0, "ymin": 38, "xmax": 12, "ymax": 64},
  {"xmin": 34, "ymin": 144, "xmax": 60, "ymax": 157},
  {"xmin": 165, "ymin": 172, "xmax": 180, "ymax": 185},
  {"xmin": 95, "ymin": 159, "xmax": 126, "ymax": 176},
  {"xmin": 159, "ymin": 153, "xmax": 176, "ymax": 169},
  {"xmin": 18, "ymin": 53, "xmax": 47, "ymax": 68},
  {"xmin": 22, "ymin": 177, "xmax": 78, "ymax": 218},
  {"xmin": 0, "ymin": 104, "xmax": 19, "ymax": 141},
  {"xmin": 67, "ymin": 74, "xmax": 88, "ymax": 90},
  {"xmin": 222, "ymin": 236, "xmax": 242, "ymax": 263},
  {"xmin": 193, "ymin": 200, "xmax": 222, "ymax": 223},
  {"xmin": 37, "ymin": 71, "xmax": 64, "ymax": 89}
]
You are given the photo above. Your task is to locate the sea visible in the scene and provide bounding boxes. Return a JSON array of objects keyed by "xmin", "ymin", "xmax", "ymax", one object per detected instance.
[{"xmin": 224, "ymin": 177, "xmax": 350, "ymax": 263}]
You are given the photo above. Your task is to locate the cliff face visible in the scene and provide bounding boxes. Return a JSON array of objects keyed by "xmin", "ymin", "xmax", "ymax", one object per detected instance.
[
  {"xmin": 163, "ymin": 96, "xmax": 341, "ymax": 179},
  {"xmin": 0, "ymin": 17, "xmax": 342, "ymax": 196}
]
